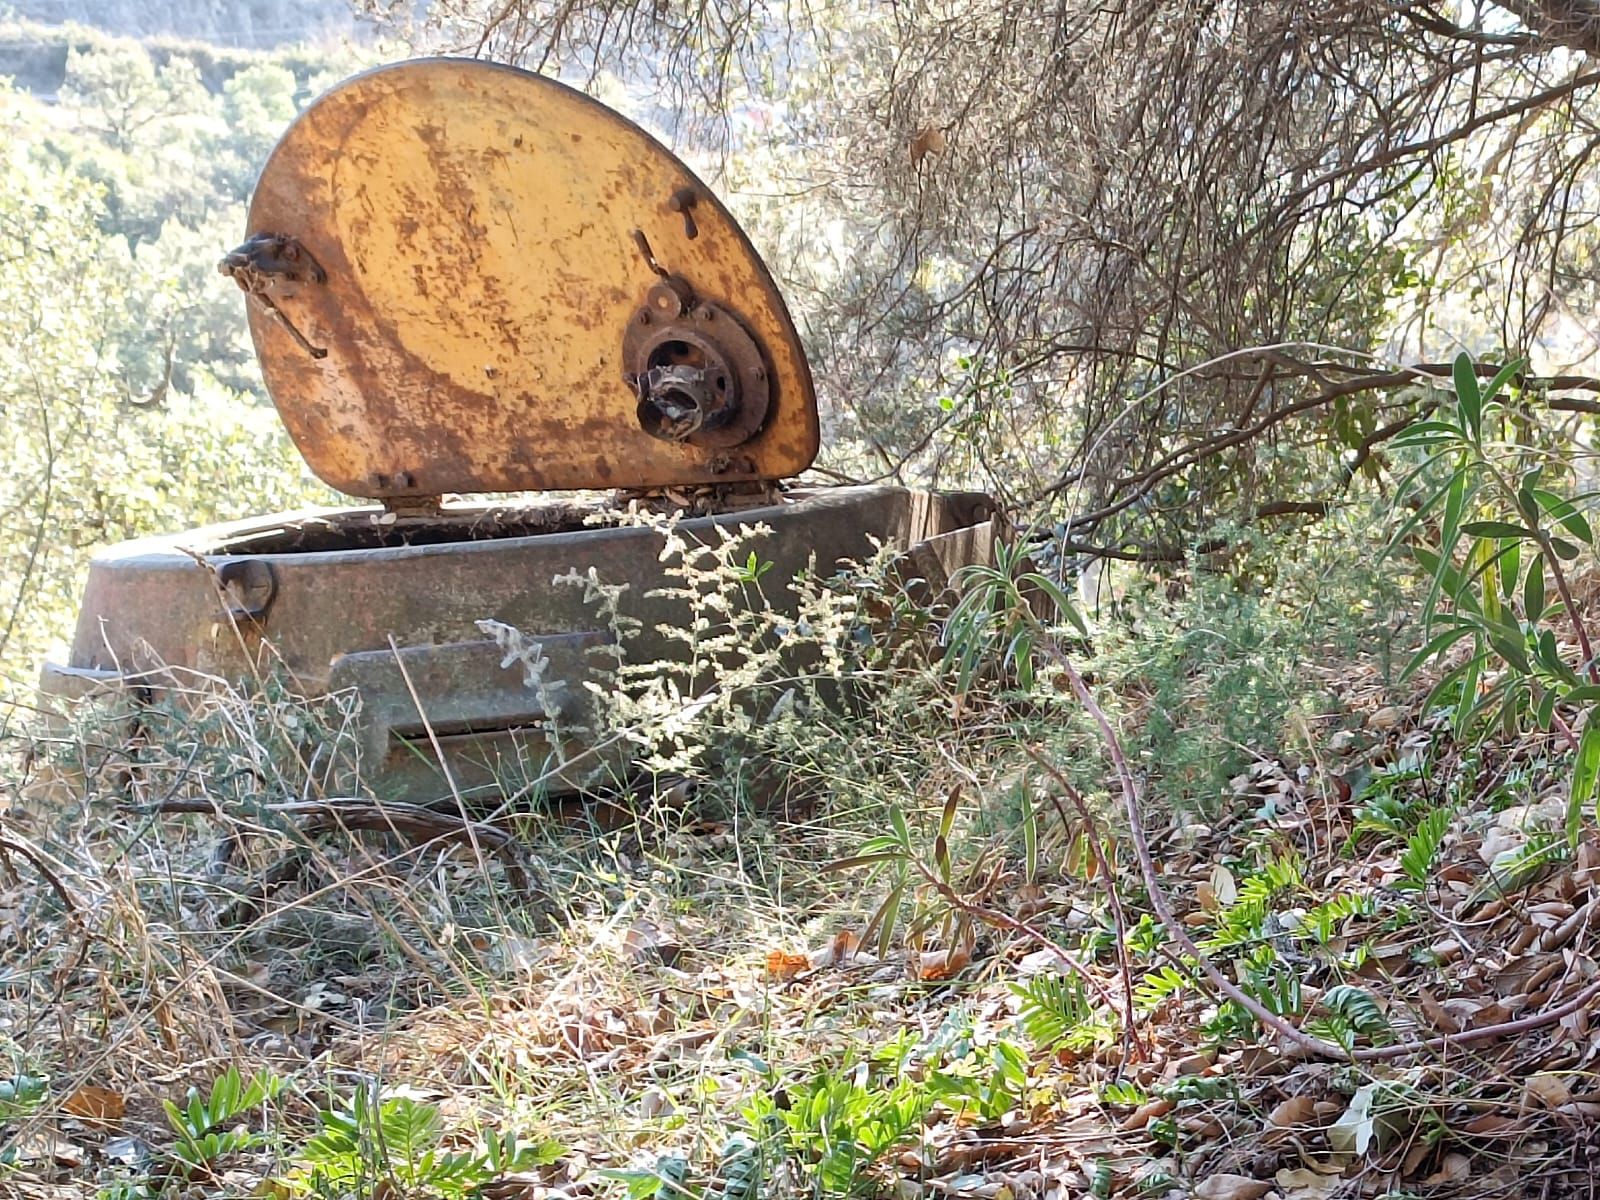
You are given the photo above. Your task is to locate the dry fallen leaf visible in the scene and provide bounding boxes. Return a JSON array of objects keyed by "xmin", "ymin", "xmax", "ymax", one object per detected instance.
[
  {"xmin": 1367, "ymin": 705, "xmax": 1406, "ymax": 730},
  {"xmin": 1267, "ymin": 1095, "xmax": 1316, "ymax": 1127},
  {"xmin": 1194, "ymin": 1173, "xmax": 1274, "ymax": 1200},
  {"xmin": 1461, "ymin": 1112, "xmax": 1523, "ymax": 1136},
  {"xmin": 62, "ymin": 1084, "xmax": 125, "ymax": 1127},
  {"xmin": 764, "ymin": 949, "xmax": 810, "ymax": 981},
  {"xmin": 1118, "ymin": 1096, "xmax": 1175, "ymax": 1131},
  {"xmin": 1209, "ymin": 863, "xmax": 1238, "ymax": 908},
  {"xmin": 1275, "ymin": 1166, "xmax": 1342, "ymax": 1199},
  {"xmin": 917, "ymin": 941, "xmax": 972, "ymax": 980},
  {"xmin": 1523, "ymin": 1072, "xmax": 1572, "ymax": 1109},
  {"xmin": 810, "ymin": 929, "xmax": 862, "ymax": 969},
  {"xmin": 624, "ymin": 920, "xmax": 682, "ymax": 967},
  {"xmin": 1416, "ymin": 988, "xmax": 1460, "ymax": 1033},
  {"xmin": 1421, "ymin": 1152, "xmax": 1471, "ymax": 1186},
  {"xmin": 909, "ymin": 126, "xmax": 948, "ymax": 166}
]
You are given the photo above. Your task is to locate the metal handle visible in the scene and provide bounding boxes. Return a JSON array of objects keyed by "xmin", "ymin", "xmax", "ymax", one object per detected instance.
[{"xmin": 216, "ymin": 558, "xmax": 277, "ymax": 623}]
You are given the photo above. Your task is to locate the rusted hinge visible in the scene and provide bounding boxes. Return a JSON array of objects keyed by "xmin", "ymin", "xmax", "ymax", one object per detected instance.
[{"xmin": 380, "ymin": 495, "xmax": 444, "ymax": 521}]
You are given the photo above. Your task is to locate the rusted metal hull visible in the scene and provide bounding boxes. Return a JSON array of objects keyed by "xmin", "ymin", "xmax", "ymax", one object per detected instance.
[{"xmin": 41, "ymin": 487, "xmax": 995, "ymax": 803}]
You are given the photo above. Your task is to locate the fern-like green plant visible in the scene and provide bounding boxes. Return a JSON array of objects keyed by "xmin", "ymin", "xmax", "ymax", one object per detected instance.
[
  {"xmin": 764, "ymin": 1069, "xmax": 935, "ymax": 1197},
  {"xmin": 1202, "ymin": 853, "xmax": 1305, "ymax": 950},
  {"xmin": 1397, "ymin": 808, "xmax": 1452, "ymax": 890},
  {"xmin": 1306, "ymin": 984, "xmax": 1393, "ymax": 1051},
  {"xmin": 1012, "ymin": 973, "xmax": 1109, "ymax": 1051},
  {"xmin": 1134, "ymin": 965, "xmax": 1191, "ymax": 1012},
  {"xmin": 164, "ymin": 1067, "xmax": 285, "ymax": 1170},
  {"xmin": 1302, "ymin": 892, "xmax": 1379, "ymax": 944},
  {"xmin": 286, "ymin": 1087, "xmax": 560, "ymax": 1199}
]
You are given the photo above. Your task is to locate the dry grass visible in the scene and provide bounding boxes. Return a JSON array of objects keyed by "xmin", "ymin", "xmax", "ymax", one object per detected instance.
[{"xmin": 6, "ymin": 571, "xmax": 1600, "ymax": 1200}]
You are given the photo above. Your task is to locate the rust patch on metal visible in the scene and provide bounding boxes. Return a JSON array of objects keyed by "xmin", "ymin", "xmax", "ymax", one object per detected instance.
[{"xmin": 240, "ymin": 58, "xmax": 819, "ymax": 500}]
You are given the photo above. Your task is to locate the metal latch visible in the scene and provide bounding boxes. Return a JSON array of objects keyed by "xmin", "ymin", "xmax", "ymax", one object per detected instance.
[{"xmin": 219, "ymin": 233, "xmax": 328, "ymax": 360}]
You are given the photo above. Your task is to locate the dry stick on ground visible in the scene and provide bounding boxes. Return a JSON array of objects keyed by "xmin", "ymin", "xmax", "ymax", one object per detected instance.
[
  {"xmin": 0, "ymin": 826, "xmax": 82, "ymax": 915},
  {"xmin": 1021, "ymin": 746, "xmax": 1147, "ymax": 1063},
  {"xmin": 1036, "ymin": 637, "xmax": 1600, "ymax": 1062}
]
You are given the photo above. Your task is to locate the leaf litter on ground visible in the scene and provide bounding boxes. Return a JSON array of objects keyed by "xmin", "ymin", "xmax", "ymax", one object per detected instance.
[{"xmin": 7, "ymin": 660, "xmax": 1600, "ymax": 1198}]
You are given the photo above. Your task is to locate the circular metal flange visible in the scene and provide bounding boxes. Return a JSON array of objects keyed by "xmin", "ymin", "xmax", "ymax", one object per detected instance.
[{"xmin": 624, "ymin": 294, "xmax": 771, "ymax": 448}]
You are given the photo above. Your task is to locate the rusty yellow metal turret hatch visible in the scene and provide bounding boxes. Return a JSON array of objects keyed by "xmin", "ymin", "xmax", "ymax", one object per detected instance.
[
  {"xmin": 228, "ymin": 57, "xmax": 818, "ymax": 500},
  {"xmin": 42, "ymin": 57, "xmax": 997, "ymax": 807}
]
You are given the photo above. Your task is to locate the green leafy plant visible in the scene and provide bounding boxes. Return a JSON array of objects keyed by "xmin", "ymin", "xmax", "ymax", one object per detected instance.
[
  {"xmin": 1205, "ymin": 945, "xmax": 1303, "ymax": 1043},
  {"xmin": 0, "ymin": 1073, "xmax": 47, "ymax": 1170},
  {"xmin": 1012, "ymin": 973, "xmax": 1114, "ymax": 1052},
  {"xmin": 1202, "ymin": 853, "xmax": 1305, "ymax": 950},
  {"xmin": 749, "ymin": 1069, "xmax": 933, "ymax": 1197},
  {"xmin": 1347, "ymin": 756, "xmax": 1434, "ymax": 845},
  {"xmin": 1302, "ymin": 891, "xmax": 1379, "ymax": 944},
  {"xmin": 601, "ymin": 1152, "xmax": 692, "ymax": 1200},
  {"xmin": 1391, "ymin": 351, "xmax": 1600, "ymax": 835},
  {"xmin": 1307, "ymin": 985, "xmax": 1394, "ymax": 1052},
  {"xmin": 96, "ymin": 1068, "xmax": 286, "ymax": 1198},
  {"xmin": 1134, "ymin": 964, "xmax": 1193, "ymax": 1013},
  {"xmin": 0, "ymin": 1074, "xmax": 46, "ymax": 1125},
  {"xmin": 163, "ymin": 1066, "xmax": 286, "ymax": 1174},
  {"xmin": 943, "ymin": 538, "xmax": 1087, "ymax": 695},
  {"xmin": 928, "ymin": 1035, "xmax": 1035, "ymax": 1122},
  {"xmin": 736, "ymin": 551, "xmax": 776, "ymax": 584},
  {"xmin": 285, "ymin": 1087, "xmax": 561, "ymax": 1199},
  {"xmin": 1397, "ymin": 808, "xmax": 1453, "ymax": 890}
]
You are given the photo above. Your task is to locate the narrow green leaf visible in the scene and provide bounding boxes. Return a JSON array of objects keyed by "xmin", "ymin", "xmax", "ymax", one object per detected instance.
[
  {"xmin": 1486, "ymin": 631, "xmax": 1530, "ymax": 674},
  {"xmin": 1524, "ymin": 552, "xmax": 1546, "ymax": 621},
  {"xmin": 1453, "ymin": 352, "xmax": 1482, "ymax": 439},
  {"xmin": 1385, "ymin": 470, "xmax": 1464, "ymax": 560},
  {"xmin": 1422, "ymin": 655, "xmax": 1478, "ymax": 717},
  {"xmin": 1402, "ymin": 625, "xmax": 1477, "ymax": 680},
  {"xmin": 1537, "ymin": 687, "xmax": 1557, "ymax": 731},
  {"xmin": 1454, "ymin": 654, "xmax": 1481, "ymax": 731},
  {"xmin": 1532, "ymin": 489, "xmax": 1594, "ymax": 545},
  {"xmin": 1411, "ymin": 546, "xmax": 1482, "ymax": 616},
  {"xmin": 1021, "ymin": 788, "xmax": 1038, "ymax": 883},
  {"xmin": 1440, "ymin": 465, "xmax": 1469, "ymax": 560},
  {"xmin": 819, "ymin": 852, "xmax": 901, "ymax": 873},
  {"xmin": 1572, "ymin": 720, "xmax": 1600, "ymax": 843},
  {"xmin": 1480, "ymin": 358, "xmax": 1526, "ymax": 407},
  {"xmin": 1020, "ymin": 571, "xmax": 1089, "ymax": 636},
  {"xmin": 939, "ymin": 788, "xmax": 960, "ymax": 841},
  {"xmin": 1537, "ymin": 629, "xmax": 1563, "ymax": 673},
  {"xmin": 890, "ymin": 807, "xmax": 912, "ymax": 851},
  {"xmin": 1460, "ymin": 521, "xmax": 1530, "ymax": 539},
  {"xmin": 1501, "ymin": 538, "xmax": 1521, "ymax": 601}
]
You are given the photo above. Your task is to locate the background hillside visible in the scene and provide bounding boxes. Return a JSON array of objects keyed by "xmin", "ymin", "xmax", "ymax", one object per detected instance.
[{"xmin": 4, "ymin": 0, "xmax": 362, "ymax": 47}]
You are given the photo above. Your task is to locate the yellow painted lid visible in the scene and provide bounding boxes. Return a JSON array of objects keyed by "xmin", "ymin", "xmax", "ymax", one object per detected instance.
[{"xmin": 226, "ymin": 58, "xmax": 818, "ymax": 500}]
